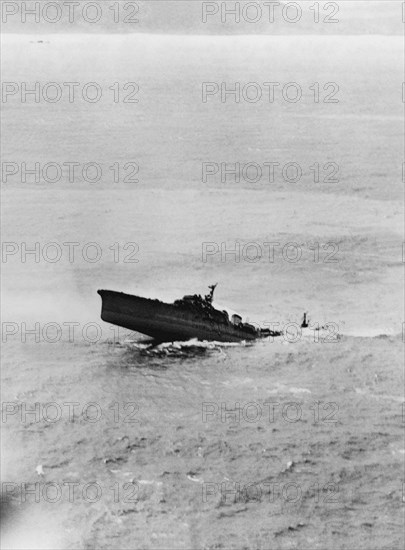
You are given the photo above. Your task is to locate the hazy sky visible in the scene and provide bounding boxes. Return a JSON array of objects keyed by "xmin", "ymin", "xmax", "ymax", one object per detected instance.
[{"xmin": 1, "ymin": 0, "xmax": 402, "ymax": 34}]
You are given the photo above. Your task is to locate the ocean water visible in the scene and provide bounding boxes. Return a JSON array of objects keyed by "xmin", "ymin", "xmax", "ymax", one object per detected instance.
[
  {"xmin": 1, "ymin": 34, "xmax": 404, "ymax": 549},
  {"xmin": 2, "ymin": 34, "xmax": 403, "ymax": 334}
]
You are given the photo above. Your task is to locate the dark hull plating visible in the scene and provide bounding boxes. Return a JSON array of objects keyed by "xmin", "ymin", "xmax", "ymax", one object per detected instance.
[{"xmin": 98, "ymin": 290, "xmax": 262, "ymax": 343}]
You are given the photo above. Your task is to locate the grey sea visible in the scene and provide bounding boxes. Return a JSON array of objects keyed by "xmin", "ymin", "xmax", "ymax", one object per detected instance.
[{"xmin": 1, "ymin": 33, "xmax": 404, "ymax": 549}]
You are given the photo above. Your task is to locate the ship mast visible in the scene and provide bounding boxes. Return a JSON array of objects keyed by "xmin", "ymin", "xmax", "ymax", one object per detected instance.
[{"xmin": 205, "ymin": 283, "xmax": 218, "ymax": 304}]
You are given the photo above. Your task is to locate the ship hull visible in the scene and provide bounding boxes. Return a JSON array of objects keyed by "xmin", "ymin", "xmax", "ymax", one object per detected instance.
[{"xmin": 98, "ymin": 290, "xmax": 260, "ymax": 343}]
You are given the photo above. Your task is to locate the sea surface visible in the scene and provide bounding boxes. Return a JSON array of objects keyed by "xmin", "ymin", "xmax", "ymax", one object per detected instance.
[{"xmin": 1, "ymin": 34, "xmax": 404, "ymax": 549}]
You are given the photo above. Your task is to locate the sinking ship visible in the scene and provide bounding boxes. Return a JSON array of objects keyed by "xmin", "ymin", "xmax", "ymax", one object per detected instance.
[{"xmin": 98, "ymin": 284, "xmax": 279, "ymax": 343}]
